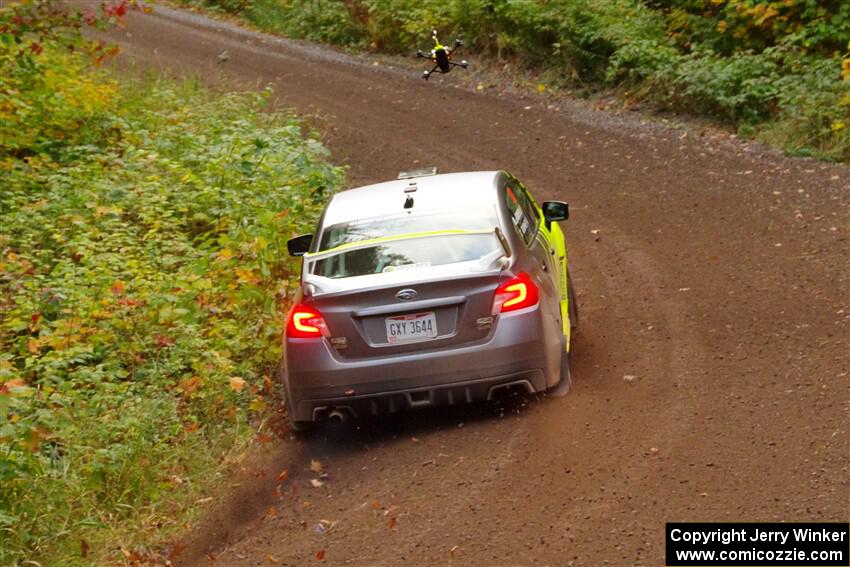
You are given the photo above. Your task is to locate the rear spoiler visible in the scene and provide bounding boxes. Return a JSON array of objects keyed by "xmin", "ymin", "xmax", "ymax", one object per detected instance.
[{"xmin": 397, "ymin": 166, "xmax": 438, "ymax": 180}]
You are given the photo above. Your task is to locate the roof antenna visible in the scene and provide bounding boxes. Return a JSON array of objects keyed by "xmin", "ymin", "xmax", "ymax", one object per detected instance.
[{"xmin": 404, "ymin": 194, "xmax": 414, "ymax": 209}]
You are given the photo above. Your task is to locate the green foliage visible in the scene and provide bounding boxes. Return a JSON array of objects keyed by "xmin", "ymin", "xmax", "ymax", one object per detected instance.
[
  {"xmin": 0, "ymin": 0, "xmax": 124, "ymax": 158},
  {"xmin": 251, "ymin": 0, "xmax": 365, "ymax": 45},
  {"xmin": 0, "ymin": 5, "xmax": 345, "ymax": 562},
  {"xmin": 198, "ymin": 0, "xmax": 850, "ymax": 161}
]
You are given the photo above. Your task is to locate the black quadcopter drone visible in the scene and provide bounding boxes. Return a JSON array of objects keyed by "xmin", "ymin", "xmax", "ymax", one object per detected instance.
[{"xmin": 417, "ymin": 30, "xmax": 469, "ymax": 80}]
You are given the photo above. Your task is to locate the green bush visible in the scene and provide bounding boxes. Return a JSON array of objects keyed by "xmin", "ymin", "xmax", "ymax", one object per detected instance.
[
  {"xmin": 0, "ymin": 3, "xmax": 345, "ymax": 563},
  {"xmin": 251, "ymin": 0, "xmax": 364, "ymax": 45}
]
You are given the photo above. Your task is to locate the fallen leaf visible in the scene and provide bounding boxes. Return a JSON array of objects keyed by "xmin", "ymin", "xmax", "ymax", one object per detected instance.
[
  {"xmin": 277, "ymin": 469, "xmax": 289, "ymax": 482},
  {"xmin": 315, "ymin": 549, "xmax": 326, "ymax": 561},
  {"xmin": 228, "ymin": 376, "xmax": 245, "ymax": 392},
  {"xmin": 254, "ymin": 432, "xmax": 273, "ymax": 445},
  {"xmin": 450, "ymin": 545, "xmax": 459, "ymax": 557},
  {"xmin": 3, "ymin": 378, "xmax": 27, "ymax": 391},
  {"xmin": 388, "ymin": 516, "xmax": 397, "ymax": 529},
  {"xmin": 537, "ymin": 83, "xmax": 546, "ymax": 93},
  {"xmin": 266, "ymin": 506, "xmax": 278, "ymax": 518},
  {"xmin": 310, "ymin": 459, "xmax": 323, "ymax": 473},
  {"xmin": 310, "ymin": 479, "xmax": 324, "ymax": 488},
  {"xmin": 371, "ymin": 500, "xmax": 382, "ymax": 510},
  {"xmin": 267, "ymin": 554, "xmax": 278, "ymax": 563}
]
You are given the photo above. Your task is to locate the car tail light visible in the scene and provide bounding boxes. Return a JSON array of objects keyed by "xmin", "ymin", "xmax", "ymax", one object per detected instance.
[
  {"xmin": 492, "ymin": 272, "xmax": 539, "ymax": 315},
  {"xmin": 287, "ymin": 304, "xmax": 330, "ymax": 338}
]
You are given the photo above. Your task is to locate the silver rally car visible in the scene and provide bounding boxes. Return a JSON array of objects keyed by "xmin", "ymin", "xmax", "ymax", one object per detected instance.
[{"xmin": 281, "ymin": 170, "xmax": 576, "ymax": 429}]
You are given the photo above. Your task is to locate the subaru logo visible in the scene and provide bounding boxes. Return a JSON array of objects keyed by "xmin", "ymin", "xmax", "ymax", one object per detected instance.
[{"xmin": 396, "ymin": 289, "xmax": 417, "ymax": 301}]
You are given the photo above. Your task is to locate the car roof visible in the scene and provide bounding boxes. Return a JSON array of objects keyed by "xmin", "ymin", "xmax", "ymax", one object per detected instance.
[{"xmin": 322, "ymin": 171, "xmax": 502, "ymax": 227}]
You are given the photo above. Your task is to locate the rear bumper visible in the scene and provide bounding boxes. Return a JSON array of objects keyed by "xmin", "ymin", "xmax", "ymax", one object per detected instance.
[
  {"xmin": 300, "ymin": 371, "xmax": 544, "ymax": 421},
  {"xmin": 283, "ymin": 309, "xmax": 548, "ymax": 422}
]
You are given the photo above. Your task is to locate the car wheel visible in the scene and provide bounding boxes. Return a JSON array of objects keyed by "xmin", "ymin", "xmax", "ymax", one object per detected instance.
[
  {"xmin": 547, "ymin": 336, "xmax": 572, "ymax": 398},
  {"xmin": 288, "ymin": 418, "xmax": 314, "ymax": 433},
  {"xmin": 277, "ymin": 361, "xmax": 314, "ymax": 433}
]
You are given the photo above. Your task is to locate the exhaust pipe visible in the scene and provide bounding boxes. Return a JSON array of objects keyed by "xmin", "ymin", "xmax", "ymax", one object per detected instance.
[{"xmin": 326, "ymin": 408, "xmax": 348, "ymax": 423}]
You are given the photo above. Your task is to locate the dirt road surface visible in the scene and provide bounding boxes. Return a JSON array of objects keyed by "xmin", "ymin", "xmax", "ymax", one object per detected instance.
[{"xmin": 105, "ymin": 7, "xmax": 849, "ymax": 566}]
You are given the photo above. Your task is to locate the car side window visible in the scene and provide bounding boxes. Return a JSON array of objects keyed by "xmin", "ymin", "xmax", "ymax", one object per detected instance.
[{"xmin": 505, "ymin": 184, "xmax": 538, "ymax": 245}]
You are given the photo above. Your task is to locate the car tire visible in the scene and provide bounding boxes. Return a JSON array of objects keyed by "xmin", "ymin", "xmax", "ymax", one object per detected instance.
[
  {"xmin": 547, "ymin": 336, "xmax": 572, "ymax": 398},
  {"xmin": 277, "ymin": 361, "xmax": 314, "ymax": 433}
]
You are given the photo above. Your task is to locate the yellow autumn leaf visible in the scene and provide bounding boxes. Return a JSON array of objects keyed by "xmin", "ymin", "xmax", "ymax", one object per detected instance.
[
  {"xmin": 235, "ymin": 268, "xmax": 258, "ymax": 283},
  {"xmin": 228, "ymin": 376, "xmax": 246, "ymax": 392},
  {"xmin": 249, "ymin": 397, "xmax": 266, "ymax": 412},
  {"xmin": 536, "ymin": 83, "xmax": 546, "ymax": 93}
]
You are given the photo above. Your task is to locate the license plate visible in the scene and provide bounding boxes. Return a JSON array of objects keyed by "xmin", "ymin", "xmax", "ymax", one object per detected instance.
[{"xmin": 385, "ymin": 312, "xmax": 438, "ymax": 344}]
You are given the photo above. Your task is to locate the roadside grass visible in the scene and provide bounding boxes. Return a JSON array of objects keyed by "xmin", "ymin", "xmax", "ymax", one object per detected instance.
[
  {"xmin": 0, "ymin": 19, "xmax": 345, "ymax": 564},
  {"xmin": 184, "ymin": 0, "xmax": 850, "ymax": 163}
]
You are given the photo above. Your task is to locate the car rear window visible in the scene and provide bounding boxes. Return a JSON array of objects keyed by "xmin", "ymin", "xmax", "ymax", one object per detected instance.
[
  {"xmin": 310, "ymin": 233, "xmax": 501, "ymax": 279},
  {"xmin": 318, "ymin": 210, "xmax": 498, "ymax": 251}
]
